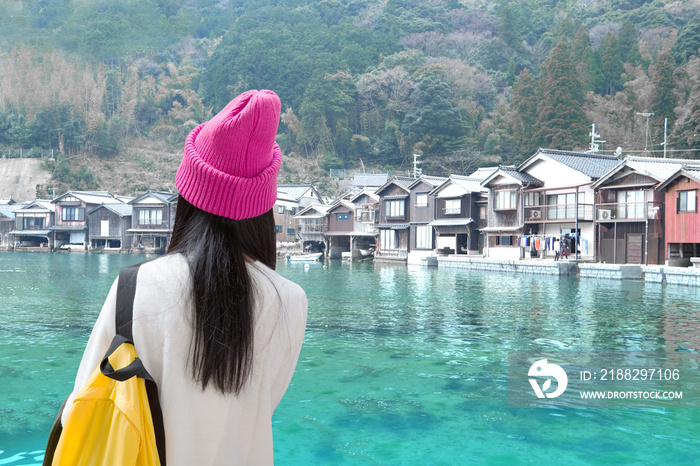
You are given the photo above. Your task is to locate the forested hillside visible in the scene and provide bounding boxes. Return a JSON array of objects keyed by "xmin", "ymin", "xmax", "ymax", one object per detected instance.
[{"xmin": 2, "ymin": 0, "xmax": 700, "ymax": 195}]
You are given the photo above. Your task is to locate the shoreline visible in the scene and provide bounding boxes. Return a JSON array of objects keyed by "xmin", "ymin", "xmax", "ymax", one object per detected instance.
[{"xmin": 3, "ymin": 248, "xmax": 700, "ymax": 287}]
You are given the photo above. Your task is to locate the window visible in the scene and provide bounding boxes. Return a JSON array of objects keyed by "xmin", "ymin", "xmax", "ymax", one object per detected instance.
[
  {"xmin": 385, "ymin": 200, "xmax": 404, "ymax": 217},
  {"xmin": 287, "ymin": 228, "xmax": 295, "ymax": 235},
  {"xmin": 291, "ymin": 207, "xmax": 296, "ymax": 214},
  {"xmin": 139, "ymin": 209, "xmax": 162, "ymax": 225},
  {"xmin": 546, "ymin": 193, "xmax": 577, "ymax": 220},
  {"xmin": 415, "ymin": 225, "xmax": 432, "ymax": 249},
  {"xmin": 277, "ymin": 205, "xmax": 285, "ymax": 214},
  {"xmin": 23, "ymin": 217, "xmax": 44, "ymax": 230},
  {"xmin": 678, "ymin": 190, "xmax": 697, "ymax": 213},
  {"xmin": 523, "ymin": 192, "xmax": 540, "ymax": 206},
  {"xmin": 62, "ymin": 207, "xmax": 83, "ymax": 221},
  {"xmin": 444, "ymin": 199, "xmax": 461, "ymax": 214},
  {"xmin": 479, "ymin": 206, "xmax": 486, "ymax": 220},
  {"xmin": 336, "ymin": 212, "xmax": 349, "ymax": 221},
  {"xmin": 495, "ymin": 191, "xmax": 517, "ymax": 210},
  {"xmin": 617, "ymin": 190, "xmax": 646, "ymax": 219},
  {"xmin": 380, "ymin": 229, "xmax": 398, "ymax": 250},
  {"xmin": 275, "ymin": 225, "xmax": 283, "ymax": 233},
  {"xmin": 497, "ymin": 235, "xmax": 513, "ymax": 246},
  {"xmin": 360, "ymin": 208, "xmax": 375, "ymax": 223},
  {"xmin": 416, "ymin": 193, "xmax": 428, "ymax": 207}
]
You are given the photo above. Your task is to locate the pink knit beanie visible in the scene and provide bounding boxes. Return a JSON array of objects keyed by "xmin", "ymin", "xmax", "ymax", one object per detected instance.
[{"xmin": 175, "ymin": 89, "xmax": 282, "ymax": 220}]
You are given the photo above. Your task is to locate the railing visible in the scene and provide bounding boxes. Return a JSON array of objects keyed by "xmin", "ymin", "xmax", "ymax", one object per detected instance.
[
  {"xmin": 298, "ymin": 223, "xmax": 327, "ymax": 233},
  {"xmin": 595, "ymin": 202, "xmax": 662, "ymax": 221},
  {"xmin": 524, "ymin": 203, "xmax": 594, "ymax": 222}
]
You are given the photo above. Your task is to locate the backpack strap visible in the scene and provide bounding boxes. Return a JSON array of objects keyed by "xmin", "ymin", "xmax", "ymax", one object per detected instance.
[{"xmin": 105, "ymin": 264, "xmax": 168, "ymax": 466}]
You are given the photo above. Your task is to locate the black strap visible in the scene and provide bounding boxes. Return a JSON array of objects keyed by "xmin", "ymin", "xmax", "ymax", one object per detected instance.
[
  {"xmin": 106, "ymin": 265, "xmax": 167, "ymax": 466},
  {"xmin": 115, "ymin": 266, "xmax": 139, "ymax": 340}
]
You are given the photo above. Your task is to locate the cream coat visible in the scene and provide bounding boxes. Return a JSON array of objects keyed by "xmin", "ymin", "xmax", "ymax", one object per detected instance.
[{"xmin": 63, "ymin": 254, "xmax": 307, "ymax": 465}]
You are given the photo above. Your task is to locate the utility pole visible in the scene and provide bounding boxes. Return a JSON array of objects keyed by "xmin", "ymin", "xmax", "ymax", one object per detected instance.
[
  {"xmin": 636, "ymin": 112, "xmax": 654, "ymax": 151},
  {"xmin": 663, "ymin": 118, "xmax": 668, "ymax": 158},
  {"xmin": 588, "ymin": 123, "xmax": 605, "ymax": 153},
  {"xmin": 413, "ymin": 153, "xmax": 422, "ymax": 179}
]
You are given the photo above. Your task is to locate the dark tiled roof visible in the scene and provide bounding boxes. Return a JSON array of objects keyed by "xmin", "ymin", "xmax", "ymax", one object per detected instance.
[
  {"xmin": 534, "ymin": 149, "xmax": 620, "ymax": 179},
  {"xmin": 499, "ymin": 166, "xmax": 542, "ymax": 184}
]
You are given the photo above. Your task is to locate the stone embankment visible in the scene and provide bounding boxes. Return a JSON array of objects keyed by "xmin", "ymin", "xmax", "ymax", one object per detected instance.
[{"xmin": 437, "ymin": 256, "xmax": 700, "ymax": 287}]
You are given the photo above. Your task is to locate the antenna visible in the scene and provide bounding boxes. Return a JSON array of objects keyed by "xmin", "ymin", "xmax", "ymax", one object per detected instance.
[{"xmin": 588, "ymin": 123, "xmax": 605, "ymax": 153}]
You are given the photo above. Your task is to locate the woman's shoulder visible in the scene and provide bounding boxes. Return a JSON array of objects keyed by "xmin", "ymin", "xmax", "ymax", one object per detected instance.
[{"xmin": 248, "ymin": 261, "xmax": 306, "ymax": 300}]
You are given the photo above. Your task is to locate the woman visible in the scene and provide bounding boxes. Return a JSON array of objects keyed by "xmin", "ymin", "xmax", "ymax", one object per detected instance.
[{"xmin": 62, "ymin": 90, "xmax": 308, "ymax": 464}]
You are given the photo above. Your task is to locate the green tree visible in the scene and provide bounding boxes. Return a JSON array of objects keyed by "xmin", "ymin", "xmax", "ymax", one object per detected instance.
[
  {"xmin": 673, "ymin": 16, "xmax": 700, "ymax": 65},
  {"xmin": 401, "ymin": 68, "xmax": 463, "ymax": 153},
  {"xmin": 617, "ymin": 19, "xmax": 643, "ymax": 66},
  {"xmin": 599, "ymin": 32, "xmax": 624, "ymax": 95},
  {"xmin": 572, "ymin": 25, "xmax": 604, "ymax": 93},
  {"xmin": 498, "ymin": 5, "xmax": 525, "ymax": 54},
  {"xmin": 510, "ymin": 68, "xmax": 539, "ymax": 155},
  {"xmin": 533, "ymin": 40, "xmax": 588, "ymax": 150},
  {"xmin": 299, "ymin": 71, "xmax": 357, "ymax": 161},
  {"xmin": 651, "ymin": 51, "xmax": 678, "ymax": 129}
]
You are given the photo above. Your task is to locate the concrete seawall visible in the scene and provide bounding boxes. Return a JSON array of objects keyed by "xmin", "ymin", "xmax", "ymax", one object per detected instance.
[
  {"xmin": 436, "ymin": 256, "xmax": 700, "ymax": 287},
  {"xmin": 438, "ymin": 256, "xmax": 577, "ymax": 276}
]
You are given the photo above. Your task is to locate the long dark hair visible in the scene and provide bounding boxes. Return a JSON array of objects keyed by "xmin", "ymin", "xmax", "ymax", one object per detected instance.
[{"xmin": 166, "ymin": 195, "xmax": 276, "ymax": 394}]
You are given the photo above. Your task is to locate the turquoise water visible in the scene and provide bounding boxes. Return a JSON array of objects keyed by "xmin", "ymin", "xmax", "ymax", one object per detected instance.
[{"xmin": 1, "ymin": 253, "xmax": 699, "ymax": 464}]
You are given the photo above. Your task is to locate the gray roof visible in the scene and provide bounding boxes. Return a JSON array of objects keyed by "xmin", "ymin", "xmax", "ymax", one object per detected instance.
[
  {"xmin": 449, "ymin": 175, "xmax": 487, "ymax": 193},
  {"xmin": 90, "ymin": 203, "xmax": 133, "ymax": 217},
  {"xmin": 278, "ymin": 184, "xmax": 320, "ymax": 201},
  {"xmin": 595, "ymin": 156, "xmax": 700, "ymax": 187},
  {"xmin": 655, "ymin": 165, "xmax": 700, "ymax": 191},
  {"xmin": 409, "ymin": 175, "xmax": 448, "ymax": 190},
  {"xmin": 353, "ymin": 173, "xmax": 389, "ymax": 187},
  {"xmin": 54, "ymin": 191, "xmax": 116, "ymax": 205},
  {"xmin": 130, "ymin": 191, "xmax": 177, "ymax": 205},
  {"xmin": 0, "ymin": 208, "xmax": 15, "ymax": 220},
  {"xmin": 625, "ymin": 156, "xmax": 700, "ymax": 181},
  {"xmin": 468, "ymin": 167, "xmax": 498, "ymax": 180},
  {"xmin": 491, "ymin": 166, "xmax": 542, "ymax": 185},
  {"xmin": 526, "ymin": 149, "xmax": 620, "ymax": 179},
  {"xmin": 376, "ymin": 175, "xmax": 414, "ymax": 194}
]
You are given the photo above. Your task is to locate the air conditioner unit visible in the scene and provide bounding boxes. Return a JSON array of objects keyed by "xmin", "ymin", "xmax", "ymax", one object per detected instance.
[
  {"xmin": 530, "ymin": 210, "xmax": 541, "ymax": 219},
  {"xmin": 598, "ymin": 209, "xmax": 611, "ymax": 220}
]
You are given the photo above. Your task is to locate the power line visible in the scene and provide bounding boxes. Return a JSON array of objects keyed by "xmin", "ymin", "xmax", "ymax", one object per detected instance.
[{"xmin": 597, "ymin": 148, "xmax": 700, "ymax": 154}]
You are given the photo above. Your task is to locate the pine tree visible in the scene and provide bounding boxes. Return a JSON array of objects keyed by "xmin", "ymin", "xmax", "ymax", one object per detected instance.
[
  {"xmin": 599, "ymin": 32, "xmax": 625, "ymax": 95},
  {"xmin": 533, "ymin": 40, "xmax": 588, "ymax": 150},
  {"xmin": 651, "ymin": 51, "xmax": 678, "ymax": 128}
]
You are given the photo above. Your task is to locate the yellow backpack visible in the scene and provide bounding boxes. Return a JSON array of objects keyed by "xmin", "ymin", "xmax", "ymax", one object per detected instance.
[{"xmin": 44, "ymin": 266, "xmax": 166, "ymax": 465}]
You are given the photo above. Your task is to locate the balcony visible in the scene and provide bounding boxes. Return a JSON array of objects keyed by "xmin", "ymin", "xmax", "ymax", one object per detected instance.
[
  {"xmin": 595, "ymin": 202, "xmax": 662, "ymax": 222},
  {"xmin": 524, "ymin": 203, "xmax": 594, "ymax": 222},
  {"xmin": 298, "ymin": 223, "xmax": 327, "ymax": 234}
]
